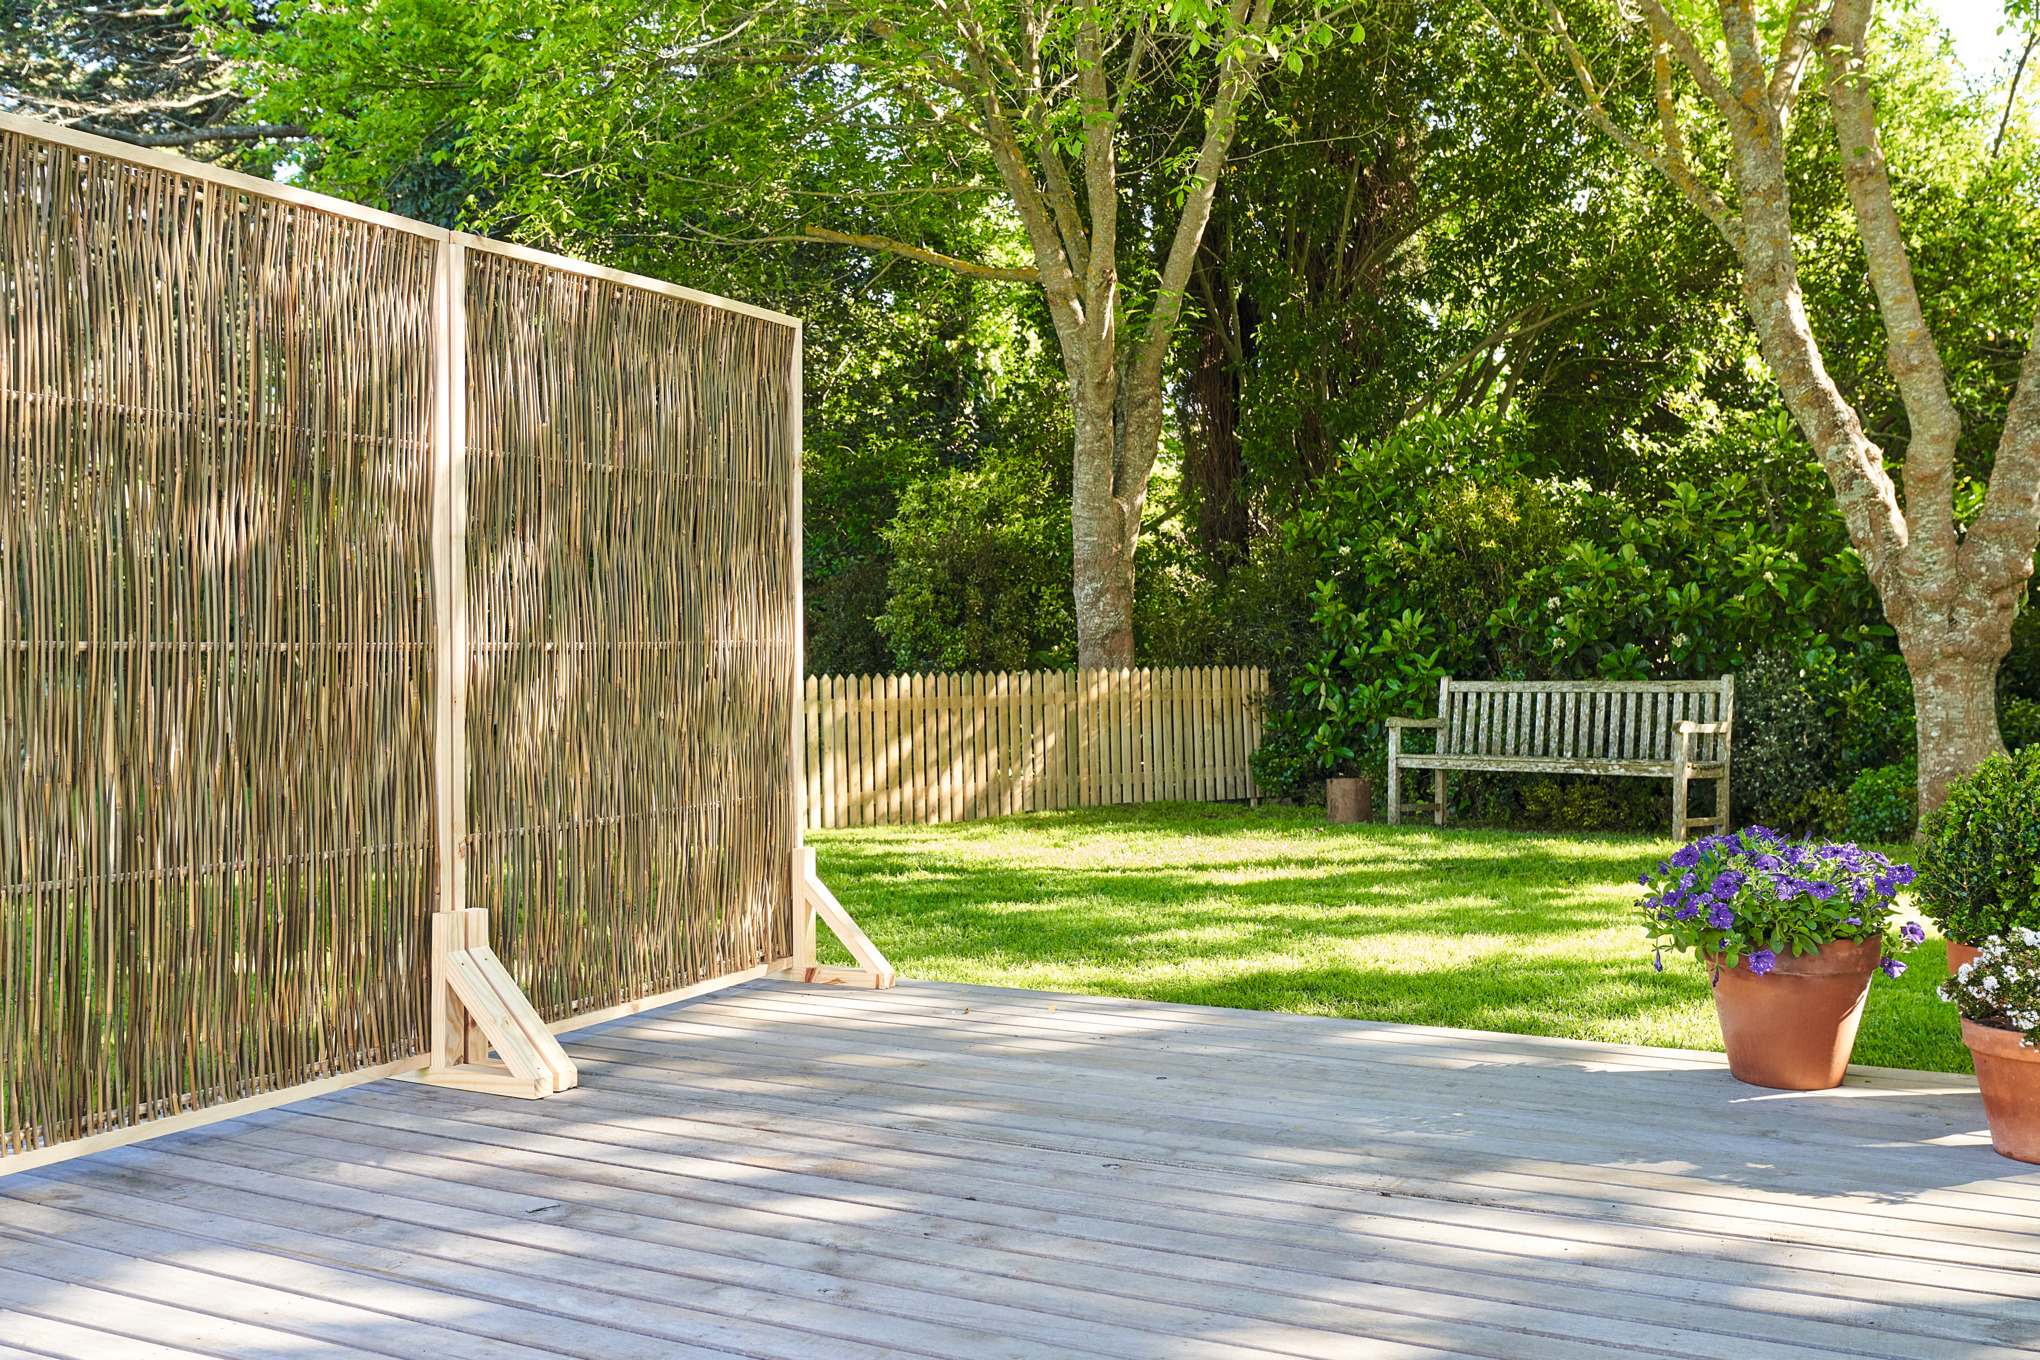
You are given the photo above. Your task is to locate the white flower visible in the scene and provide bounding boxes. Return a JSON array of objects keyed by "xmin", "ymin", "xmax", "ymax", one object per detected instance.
[
  {"xmin": 1957, "ymin": 963, "xmax": 1973, "ymax": 981},
  {"xmin": 2020, "ymin": 927, "xmax": 2040, "ymax": 947},
  {"xmin": 1984, "ymin": 975, "xmax": 2001, "ymax": 991}
]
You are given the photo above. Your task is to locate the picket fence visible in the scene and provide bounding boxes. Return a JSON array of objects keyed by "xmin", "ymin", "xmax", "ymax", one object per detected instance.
[{"xmin": 803, "ymin": 667, "xmax": 1268, "ymax": 828}]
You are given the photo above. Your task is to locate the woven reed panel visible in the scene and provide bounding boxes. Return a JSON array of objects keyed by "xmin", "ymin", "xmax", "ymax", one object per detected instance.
[
  {"xmin": 464, "ymin": 253, "xmax": 798, "ymax": 1021},
  {"xmin": 0, "ymin": 132, "xmax": 439, "ymax": 1155}
]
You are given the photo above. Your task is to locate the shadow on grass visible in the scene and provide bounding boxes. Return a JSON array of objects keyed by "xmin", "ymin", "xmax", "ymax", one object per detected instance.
[{"xmin": 812, "ymin": 803, "xmax": 1969, "ymax": 1074}]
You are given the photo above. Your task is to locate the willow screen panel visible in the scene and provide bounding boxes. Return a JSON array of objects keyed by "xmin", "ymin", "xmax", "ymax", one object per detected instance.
[
  {"xmin": 463, "ymin": 250, "xmax": 799, "ymax": 1023},
  {"xmin": 0, "ymin": 129, "xmax": 439, "ymax": 1156}
]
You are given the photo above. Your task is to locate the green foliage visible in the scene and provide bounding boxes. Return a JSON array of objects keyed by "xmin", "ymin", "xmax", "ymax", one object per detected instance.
[
  {"xmin": 1918, "ymin": 749, "xmax": 2040, "ymax": 943},
  {"xmin": 1637, "ymin": 829, "xmax": 1922, "ymax": 973},
  {"xmin": 1276, "ymin": 410, "xmax": 1895, "ymax": 818},
  {"xmin": 2003, "ymin": 697, "xmax": 2040, "ymax": 752},
  {"xmin": 1767, "ymin": 787, "xmax": 1851, "ymax": 841},
  {"xmin": 1847, "ymin": 760, "xmax": 1919, "ymax": 845},
  {"xmin": 872, "ymin": 447, "xmax": 1074, "ymax": 672},
  {"xmin": 1731, "ymin": 650, "xmax": 1839, "ymax": 824},
  {"xmin": 1520, "ymin": 778, "xmax": 1646, "ymax": 832}
]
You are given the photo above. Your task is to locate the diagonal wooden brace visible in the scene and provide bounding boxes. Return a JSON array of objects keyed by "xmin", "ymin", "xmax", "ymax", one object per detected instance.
[
  {"xmin": 423, "ymin": 908, "xmax": 579, "ymax": 1098},
  {"xmin": 796, "ymin": 847, "xmax": 896, "ymax": 989}
]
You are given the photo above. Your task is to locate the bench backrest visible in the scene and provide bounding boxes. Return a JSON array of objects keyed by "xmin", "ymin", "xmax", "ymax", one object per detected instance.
[{"xmin": 1436, "ymin": 676, "xmax": 1733, "ymax": 764}]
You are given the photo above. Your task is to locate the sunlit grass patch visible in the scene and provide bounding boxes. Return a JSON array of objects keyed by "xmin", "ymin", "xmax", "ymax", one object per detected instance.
[{"xmin": 811, "ymin": 803, "xmax": 1966, "ymax": 1073}]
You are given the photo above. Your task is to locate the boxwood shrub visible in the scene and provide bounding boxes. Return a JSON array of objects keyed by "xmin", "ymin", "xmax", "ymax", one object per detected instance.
[{"xmin": 1917, "ymin": 748, "xmax": 2040, "ymax": 944}]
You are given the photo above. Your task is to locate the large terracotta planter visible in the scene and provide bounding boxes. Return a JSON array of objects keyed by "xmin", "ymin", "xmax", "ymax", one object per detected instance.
[
  {"xmin": 1706, "ymin": 938, "xmax": 1882, "ymax": 1090},
  {"xmin": 1946, "ymin": 939, "xmax": 1980, "ymax": 975},
  {"xmin": 1963, "ymin": 1019, "xmax": 2040, "ymax": 1164}
]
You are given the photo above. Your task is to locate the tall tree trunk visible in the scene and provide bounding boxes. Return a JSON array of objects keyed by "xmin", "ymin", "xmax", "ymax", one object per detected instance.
[
  {"xmin": 1072, "ymin": 380, "xmax": 1137, "ymax": 666},
  {"xmin": 1522, "ymin": 0, "xmax": 2040, "ymax": 818},
  {"xmin": 1907, "ymin": 649, "xmax": 2007, "ymax": 812}
]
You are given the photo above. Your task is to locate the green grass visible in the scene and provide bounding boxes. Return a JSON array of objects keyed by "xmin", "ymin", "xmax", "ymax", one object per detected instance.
[{"xmin": 810, "ymin": 802, "xmax": 1970, "ymax": 1074}]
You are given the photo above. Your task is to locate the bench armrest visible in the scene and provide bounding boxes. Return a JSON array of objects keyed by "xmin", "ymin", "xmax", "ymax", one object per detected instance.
[
  {"xmin": 1676, "ymin": 721, "xmax": 1730, "ymax": 734},
  {"xmin": 1385, "ymin": 717, "xmax": 1443, "ymax": 729}
]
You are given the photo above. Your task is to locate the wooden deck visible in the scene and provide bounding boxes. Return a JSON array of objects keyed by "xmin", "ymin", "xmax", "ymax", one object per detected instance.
[{"xmin": 0, "ymin": 977, "xmax": 2034, "ymax": 1359}]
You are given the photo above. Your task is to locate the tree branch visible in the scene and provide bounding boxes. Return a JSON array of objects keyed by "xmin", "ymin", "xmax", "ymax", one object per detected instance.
[
  {"xmin": 1126, "ymin": 0, "xmax": 1272, "ymax": 493},
  {"xmin": 1767, "ymin": 0, "xmax": 1820, "ymax": 122},
  {"xmin": 800, "ymin": 226, "xmax": 1039, "ymax": 280},
  {"xmin": 1996, "ymin": 27, "xmax": 2039, "ymax": 161},
  {"xmin": 1633, "ymin": 0, "xmax": 1740, "ymax": 122},
  {"xmin": 1479, "ymin": 0, "xmax": 1743, "ymax": 253},
  {"xmin": 1970, "ymin": 300, "xmax": 2040, "ymax": 596},
  {"xmin": 70, "ymin": 121, "xmax": 310, "ymax": 147},
  {"xmin": 1820, "ymin": 0, "xmax": 1962, "ymax": 570}
]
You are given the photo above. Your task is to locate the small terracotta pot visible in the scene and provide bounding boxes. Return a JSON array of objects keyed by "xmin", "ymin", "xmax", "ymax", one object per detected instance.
[
  {"xmin": 1327, "ymin": 777, "xmax": 1372, "ymax": 824},
  {"xmin": 1946, "ymin": 939, "xmax": 1980, "ymax": 975},
  {"xmin": 1963, "ymin": 1019, "xmax": 2040, "ymax": 1164},
  {"xmin": 1706, "ymin": 937, "xmax": 1882, "ymax": 1090}
]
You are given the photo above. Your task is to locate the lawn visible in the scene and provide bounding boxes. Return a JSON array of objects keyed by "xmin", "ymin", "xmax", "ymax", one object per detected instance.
[{"xmin": 810, "ymin": 802, "xmax": 1969, "ymax": 1074}]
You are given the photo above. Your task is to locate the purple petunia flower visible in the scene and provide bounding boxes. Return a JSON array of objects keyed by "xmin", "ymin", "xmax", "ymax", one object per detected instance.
[
  {"xmin": 1745, "ymin": 825, "xmax": 1779, "ymax": 844},
  {"xmin": 1880, "ymin": 957, "xmax": 1907, "ymax": 979},
  {"xmin": 1638, "ymin": 872, "xmax": 1650, "ymax": 886},
  {"xmin": 1808, "ymin": 880, "xmax": 1837, "ymax": 901},
  {"xmin": 1670, "ymin": 844, "xmax": 1703, "ymax": 869},
  {"xmin": 1899, "ymin": 921, "xmax": 1925, "ymax": 945},
  {"xmin": 1891, "ymin": 864, "xmax": 1917, "ymax": 887},
  {"xmin": 1775, "ymin": 879, "xmax": 1803, "ymax": 901},
  {"xmin": 1680, "ymin": 871, "xmax": 1697, "ymax": 891},
  {"xmin": 1842, "ymin": 916, "xmax": 1861, "ymax": 927},
  {"xmin": 1709, "ymin": 870, "xmax": 1746, "ymax": 900},
  {"xmin": 1750, "ymin": 853, "xmax": 1783, "ymax": 872},
  {"xmin": 1673, "ymin": 899, "xmax": 1701, "ymax": 921},
  {"xmin": 1851, "ymin": 880, "xmax": 1869, "ymax": 905},
  {"xmin": 1748, "ymin": 950, "xmax": 1777, "ymax": 976},
  {"xmin": 1706, "ymin": 902, "xmax": 1736, "ymax": 930},
  {"xmin": 1653, "ymin": 951, "xmax": 1664, "ymax": 973}
]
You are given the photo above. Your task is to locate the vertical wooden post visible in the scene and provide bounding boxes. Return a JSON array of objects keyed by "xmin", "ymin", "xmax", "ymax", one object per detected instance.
[
  {"xmin": 1671, "ymin": 723, "xmax": 1690, "ymax": 841},
  {"xmin": 1718, "ymin": 672, "xmax": 1736, "ymax": 835},
  {"xmin": 1433, "ymin": 676, "xmax": 1452, "ymax": 828},
  {"xmin": 430, "ymin": 238, "xmax": 470, "ymax": 1073},
  {"xmin": 789, "ymin": 320, "xmax": 807, "ymax": 952}
]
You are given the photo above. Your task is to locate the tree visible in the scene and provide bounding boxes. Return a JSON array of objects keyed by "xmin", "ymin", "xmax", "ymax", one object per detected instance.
[
  {"xmin": 214, "ymin": 0, "xmax": 1351, "ymax": 669},
  {"xmin": 0, "ymin": 0, "xmax": 303, "ymax": 160},
  {"xmin": 1480, "ymin": 0, "xmax": 2040, "ymax": 815}
]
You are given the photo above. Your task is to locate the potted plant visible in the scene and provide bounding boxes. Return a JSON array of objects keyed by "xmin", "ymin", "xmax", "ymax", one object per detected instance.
[
  {"xmin": 1919, "ymin": 749, "xmax": 2040, "ymax": 974},
  {"xmin": 1639, "ymin": 827, "xmax": 1922, "ymax": 1090},
  {"xmin": 1939, "ymin": 930, "xmax": 2040, "ymax": 1164}
]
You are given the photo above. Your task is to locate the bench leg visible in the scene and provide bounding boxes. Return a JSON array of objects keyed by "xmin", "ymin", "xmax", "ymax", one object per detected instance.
[
  {"xmin": 1433, "ymin": 768, "xmax": 1447, "ymax": 827},
  {"xmin": 1717, "ymin": 768, "xmax": 1731, "ymax": 836},
  {"xmin": 1386, "ymin": 757, "xmax": 1401, "ymax": 825},
  {"xmin": 1670, "ymin": 769, "xmax": 1688, "ymax": 841}
]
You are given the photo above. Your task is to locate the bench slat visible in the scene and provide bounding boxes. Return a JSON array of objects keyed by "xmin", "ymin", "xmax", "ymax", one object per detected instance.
[{"xmin": 1394, "ymin": 754, "xmax": 1726, "ymax": 777}]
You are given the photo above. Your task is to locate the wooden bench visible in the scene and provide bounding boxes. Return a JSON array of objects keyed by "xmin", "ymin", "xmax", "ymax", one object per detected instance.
[{"xmin": 1386, "ymin": 676, "xmax": 1735, "ymax": 839}]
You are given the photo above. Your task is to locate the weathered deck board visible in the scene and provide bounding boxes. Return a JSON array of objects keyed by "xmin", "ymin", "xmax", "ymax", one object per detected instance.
[{"xmin": 2, "ymin": 977, "xmax": 2035, "ymax": 1359}]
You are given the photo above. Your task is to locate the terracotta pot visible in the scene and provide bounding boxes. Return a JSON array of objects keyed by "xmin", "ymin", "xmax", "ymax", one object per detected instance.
[
  {"xmin": 1706, "ymin": 937, "xmax": 1882, "ymax": 1090},
  {"xmin": 1327, "ymin": 777, "xmax": 1372, "ymax": 824},
  {"xmin": 1946, "ymin": 939, "xmax": 1980, "ymax": 975},
  {"xmin": 1963, "ymin": 1019, "xmax": 2040, "ymax": 1164}
]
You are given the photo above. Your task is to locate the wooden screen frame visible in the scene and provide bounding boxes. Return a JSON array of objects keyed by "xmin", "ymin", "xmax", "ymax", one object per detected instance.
[{"xmin": 0, "ymin": 112, "xmax": 807, "ymax": 1173}]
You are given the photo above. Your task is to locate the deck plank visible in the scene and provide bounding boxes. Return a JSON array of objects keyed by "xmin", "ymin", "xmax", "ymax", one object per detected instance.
[{"xmin": 3, "ymin": 977, "xmax": 2037, "ymax": 1358}]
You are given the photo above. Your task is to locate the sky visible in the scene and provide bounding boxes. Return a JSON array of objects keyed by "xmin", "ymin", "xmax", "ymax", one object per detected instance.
[{"xmin": 1928, "ymin": 0, "xmax": 2029, "ymax": 83}]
